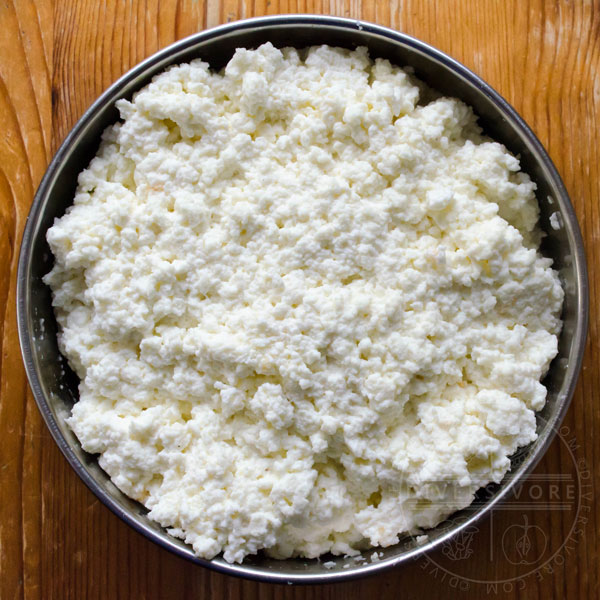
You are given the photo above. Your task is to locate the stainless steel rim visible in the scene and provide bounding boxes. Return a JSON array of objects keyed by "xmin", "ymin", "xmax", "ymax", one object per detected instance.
[{"xmin": 17, "ymin": 14, "xmax": 589, "ymax": 584}]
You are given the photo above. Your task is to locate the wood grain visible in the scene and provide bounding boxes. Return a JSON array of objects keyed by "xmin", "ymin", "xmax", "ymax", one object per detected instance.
[{"xmin": 1, "ymin": 1, "xmax": 599, "ymax": 598}]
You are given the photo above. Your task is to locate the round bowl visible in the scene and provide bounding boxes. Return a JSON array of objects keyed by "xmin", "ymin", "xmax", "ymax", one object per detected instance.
[{"xmin": 17, "ymin": 14, "xmax": 588, "ymax": 584}]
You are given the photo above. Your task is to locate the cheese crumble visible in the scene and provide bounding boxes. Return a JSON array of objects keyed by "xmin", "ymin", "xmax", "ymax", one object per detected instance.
[{"xmin": 45, "ymin": 43, "xmax": 563, "ymax": 563}]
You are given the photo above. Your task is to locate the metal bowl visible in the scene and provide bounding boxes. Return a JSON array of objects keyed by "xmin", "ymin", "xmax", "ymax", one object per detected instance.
[{"xmin": 17, "ymin": 15, "xmax": 588, "ymax": 584}]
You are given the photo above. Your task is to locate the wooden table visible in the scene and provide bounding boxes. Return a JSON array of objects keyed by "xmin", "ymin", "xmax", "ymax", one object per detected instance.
[{"xmin": 1, "ymin": 1, "xmax": 598, "ymax": 598}]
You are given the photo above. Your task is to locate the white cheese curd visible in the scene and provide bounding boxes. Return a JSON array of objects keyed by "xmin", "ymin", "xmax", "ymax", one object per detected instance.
[{"xmin": 44, "ymin": 43, "xmax": 563, "ymax": 563}]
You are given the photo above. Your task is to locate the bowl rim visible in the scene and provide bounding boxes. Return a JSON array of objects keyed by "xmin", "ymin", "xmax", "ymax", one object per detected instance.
[{"xmin": 16, "ymin": 14, "xmax": 589, "ymax": 584}]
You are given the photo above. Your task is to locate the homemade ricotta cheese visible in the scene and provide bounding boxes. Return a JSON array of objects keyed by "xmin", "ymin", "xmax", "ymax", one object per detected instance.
[{"xmin": 45, "ymin": 43, "xmax": 564, "ymax": 563}]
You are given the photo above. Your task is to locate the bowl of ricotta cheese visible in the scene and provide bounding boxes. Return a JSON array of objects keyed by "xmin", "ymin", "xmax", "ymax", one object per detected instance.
[{"xmin": 17, "ymin": 15, "xmax": 588, "ymax": 583}]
